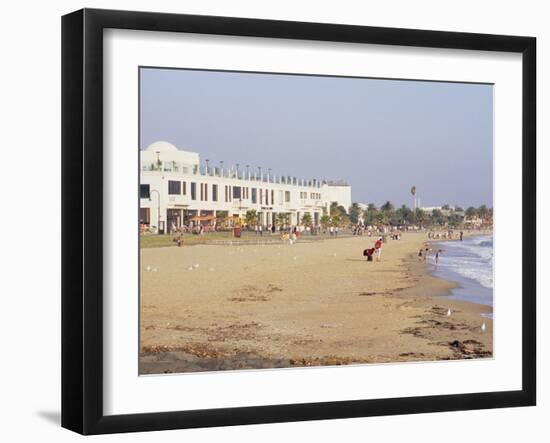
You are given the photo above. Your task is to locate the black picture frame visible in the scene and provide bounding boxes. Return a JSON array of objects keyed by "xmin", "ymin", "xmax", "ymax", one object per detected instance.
[{"xmin": 61, "ymin": 8, "xmax": 536, "ymax": 435}]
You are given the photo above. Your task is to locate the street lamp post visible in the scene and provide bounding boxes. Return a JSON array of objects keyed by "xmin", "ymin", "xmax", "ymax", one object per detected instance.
[
  {"xmin": 149, "ymin": 189, "xmax": 162, "ymax": 235},
  {"xmin": 155, "ymin": 151, "xmax": 161, "ymax": 170}
]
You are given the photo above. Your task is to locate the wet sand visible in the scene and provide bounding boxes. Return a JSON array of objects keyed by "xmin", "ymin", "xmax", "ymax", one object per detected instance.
[{"xmin": 139, "ymin": 232, "xmax": 493, "ymax": 374}]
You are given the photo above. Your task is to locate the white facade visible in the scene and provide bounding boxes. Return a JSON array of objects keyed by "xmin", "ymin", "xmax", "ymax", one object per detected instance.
[
  {"xmin": 325, "ymin": 181, "xmax": 353, "ymax": 213},
  {"xmin": 139, "ymin": 141, "xmax": 352, "ymax": 232}
]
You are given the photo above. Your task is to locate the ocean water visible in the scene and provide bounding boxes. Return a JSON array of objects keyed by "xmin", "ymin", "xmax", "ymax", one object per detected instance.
[{"xmin": 428, "ymin": 235, "xmax": 494, "ymax": 310}]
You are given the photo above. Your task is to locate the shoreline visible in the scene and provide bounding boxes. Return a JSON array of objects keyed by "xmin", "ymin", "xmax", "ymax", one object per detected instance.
[
  {"xmin": 427, "ymin": 232, "xmax": 494, "ymax": 308},
  {"xmin": 140, "ymin": 233, "xmax": 493, "ymax": 374}
]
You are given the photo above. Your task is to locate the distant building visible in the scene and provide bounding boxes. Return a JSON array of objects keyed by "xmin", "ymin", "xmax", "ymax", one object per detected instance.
[
  {"xmin": 139, "ymin": 141, "xmax": 352, "ymax": 232},
  {"xmin": 325, "ymin": 180, "xmax": 352, "ymax": 213},
  {"xmin": 420, "ymin": 205, "xmax": 456, "ymax": 216}
]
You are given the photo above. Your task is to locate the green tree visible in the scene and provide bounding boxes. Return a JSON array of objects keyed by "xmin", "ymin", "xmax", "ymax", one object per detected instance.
[
  {"xmin": 381, "ymin": 201, "xmax": 395, "ymax": 212},
  {"xmin": 448, "ymin": 212, "xmax": 464, "ymax": 228},
  {"xmin": 465, "ymin": 206, "xmax": 478, "ymax": 219},
  {"xmin": 320, "ymin": 214, "xmax": 331, "ymax": 229},
  {"xmin": 413, "ymin": 208, "xmax": 426, "ymax": 227},
  {"xmin": 430, "ymin": 209, "xmax": 445, "ymax": 225},
  {"xmin": 363, "ymin": 203, "xmax": 378, "ymax": 226},
  {"xmin": 399, "ymin": 205, "xmax": 413, "ymax": 224},
  {"xmin": 276, "ymin": 212, "xmax": 290, "ymax": 228},
  {"xmin": 244, "ymin": 209, "xmax": 257, "ymax": 228},
  {"xmin": 349, "ymin": 203, "xmax": 362, "ymax": 224},
  {"xmin": 301, "ymin": 212, "xmax": 312, "ymax": 227},
  {"xmin": 477, "ymin": 205, "xmax": 489, "ymax": 219}
]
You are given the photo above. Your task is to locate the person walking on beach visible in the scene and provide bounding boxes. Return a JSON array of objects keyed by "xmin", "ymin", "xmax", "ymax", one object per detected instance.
[
  {"xmin": 460, "ymin": 231, "xmax": 464, "ymax": 241},
  {"xmin": 375, "ymin": 237, "xmax": 383, "ymax": 261}
]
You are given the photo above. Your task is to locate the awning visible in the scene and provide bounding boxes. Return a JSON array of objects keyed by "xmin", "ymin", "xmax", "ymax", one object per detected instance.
[{"xmin": 190, "ymin": 215, "xmax": 216, "ymax": 221}]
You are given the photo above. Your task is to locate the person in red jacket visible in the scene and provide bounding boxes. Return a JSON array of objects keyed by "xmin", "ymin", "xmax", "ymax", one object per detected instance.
[{"xmin": 374, "ymin": 237, "xmax": 383, "ymax": 261}]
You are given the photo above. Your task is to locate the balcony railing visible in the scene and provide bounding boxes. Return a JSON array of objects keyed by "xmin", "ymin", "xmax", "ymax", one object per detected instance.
[{"xmin": 141, "ymin": 161, "xmax": 342, "ymax": 189}]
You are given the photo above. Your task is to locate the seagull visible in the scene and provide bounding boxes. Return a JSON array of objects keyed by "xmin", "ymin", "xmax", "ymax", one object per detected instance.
[
  {"xmin": 145, "ymin": 266, "xmax": 151, "ymax": 272},
  {"xmin": 481, "ymin": 322, "xmax": 486, "ymax": 332},
  {"xmin": 447, "ymin": 309, "xmax": 452, "ymax": 317},
  {"xmin": 194, "ymin": 264, "xmax": 200, "ymax": 268},
  {"xmin": 188, "ymin": 266, "xmax": 194, "ymax": 271}
]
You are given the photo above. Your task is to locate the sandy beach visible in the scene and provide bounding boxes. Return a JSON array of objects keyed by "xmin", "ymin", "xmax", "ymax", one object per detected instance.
[{"xmin": 139, "ymin": 232, "xmax": 493, "ymax": 374}]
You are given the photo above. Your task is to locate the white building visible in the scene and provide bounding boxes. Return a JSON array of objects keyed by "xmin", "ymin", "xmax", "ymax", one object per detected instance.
[
  {"xmin": 139, "ymin": 141, "xmax": 352, "ymax": 233},
  {"xmin": 420, "ymin": 206, "xmax": 456, "ymax": 216}
]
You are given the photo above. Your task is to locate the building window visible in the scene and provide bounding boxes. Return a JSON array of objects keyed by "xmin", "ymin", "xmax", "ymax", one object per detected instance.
[
  {"xmin": 199, "ymin": 183, "xmax": 208, "ymax": 201},
  {"xmin": 260, "ymin": 189, "xmax": 263, "ymax": 205},
  {"xmin": 233, "ymin": 186, "xmax": 241, "ymax": 199},
  {"xmin": 182, "ymin": 181, "xmax": 187, "ymax": 195},
  {"xmin": 271, "ymin": 190, "xmax": 274, "ymax": 205},
  {"xmin": 139, "ymin": 184, "xmax": 150, "ymax": 199},
  {"xmin": 251, "ymin": 188, "xmax": 257, "ymax": 204},
  {"xmin": 285, "ymin": 191, "xmax": 291, "ymax": 202},
  {"xmin": 212, "ymin": 184, "xmax": 218, "ymax": 201},
  {"xmin": 190, "ymin": 182, "xmax": 196, "ymax": 200},
  {"xmin": 279, "ymin": 190, "xmax": 283, "ymax": 205},
  {"xmin": 168, "ymin": 180, "xmax": 181, "ymax": 195}
]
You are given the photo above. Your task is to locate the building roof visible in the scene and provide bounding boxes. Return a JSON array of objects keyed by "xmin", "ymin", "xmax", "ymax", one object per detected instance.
[{"xmin": 144, "ymin": 140, "xmax": 179, "ymax": 152}]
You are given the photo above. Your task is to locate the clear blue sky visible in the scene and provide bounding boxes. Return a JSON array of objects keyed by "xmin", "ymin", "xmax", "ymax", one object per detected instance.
[{"xmin": 140, "ymin": 68, "xmax": 493, "ymax": 208}]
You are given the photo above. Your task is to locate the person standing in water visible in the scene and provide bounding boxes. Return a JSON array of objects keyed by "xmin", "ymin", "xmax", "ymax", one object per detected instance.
[{"xmin": 435, "ymin": 249, "xmax": 442, "ymax": 266}]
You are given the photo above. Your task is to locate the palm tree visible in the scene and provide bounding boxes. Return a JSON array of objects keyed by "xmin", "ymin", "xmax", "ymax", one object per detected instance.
[
  {"xmin": 477, "ymin": 205, "xmax": 489, "ymax": 219},
  {"xmin": 320, "ymin": 214, "xmax": 331, "ymax": 230},
  {"xmin": 301, "ymin": 213, "xmax": 312, "ymax": 227},
  {"xmin": 381, "ymin": 201, "xmax": 395, "ymax": 212},
  {"xmin": 363, "ymin": 204, "xmax": 378, "ymax": 226},
  {"xmin": 276, "ymin": 212, "xmax": 290, "ymax": 228},
  {"xmin": 413, "ymin": 208, "xmax": 426, "ymax": 227},
  {"xmin": 349, "ymin": 203, "xmax": 361, "ymax": 224},
  {"xmin": 411, "ymin": 186, "xmax": 417, "ymax": 210},
  {"xmin": 245, "ymin": 209, "xmax": 257, "ymax": 228},
  {"xmin": 399, "ymin": 204, "xmax": 413, "ymax": 224},
  {"xmin": 465, "ymin": 206, "xmax": 478, "ymax": 219},
  {"xmin": 430, "ymin": 209, "xmax": 444, "ymax": 225}
]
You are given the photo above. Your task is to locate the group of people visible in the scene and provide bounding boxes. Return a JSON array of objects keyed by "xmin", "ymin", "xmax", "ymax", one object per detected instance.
[
  {"xmin": 363, "ymin": 237, "xmax": 384, "ymax": 262},
  {"xmin": 427, "ymin": 230, "xmax": 464, "ymax": 241},
  {"xmin": 418, "ymin": 246, "xmax": 444, "ymax": 265}
]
